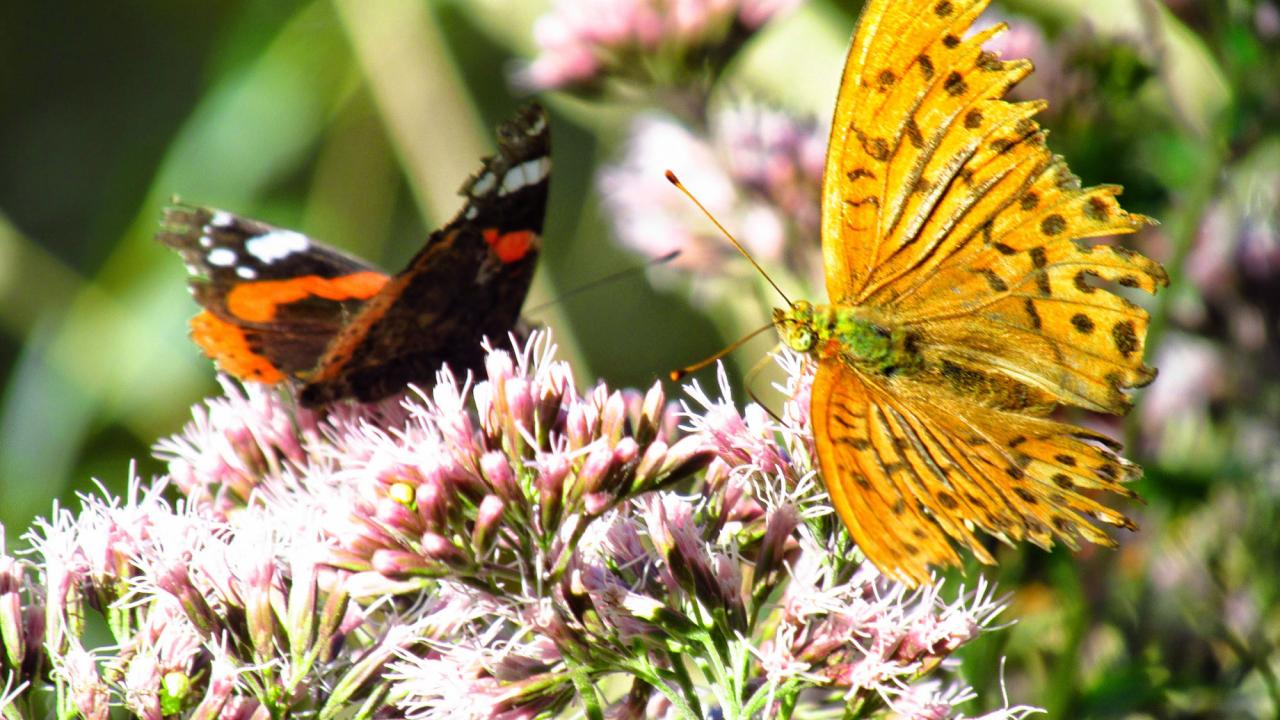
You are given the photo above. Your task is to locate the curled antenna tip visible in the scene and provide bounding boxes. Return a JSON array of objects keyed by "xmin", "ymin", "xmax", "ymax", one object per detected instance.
[{"xmin": 665, "ymin": 170, "xmax": 680, "ymax": 185}]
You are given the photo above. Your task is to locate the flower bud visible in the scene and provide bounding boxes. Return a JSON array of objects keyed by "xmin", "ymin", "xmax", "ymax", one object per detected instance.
[
  {"xmin": 600, "ymin": 391, "xmax": 628, "ymax": 444},
  {"xmin": 576, "ymin": 444, "xmax": 616, "ymax": 496},
  {"xmin": 480, "ymin": 452, "xmax": 519, "ymax": 502},
  {"xmin": 636, "ymin": 381, "xmax": 666, "ymax": 444},
  {"xmin": 472, "ymin": 495, "xmax": 506, "ymax": 556},
  {"xmin": 421, "ymin": 532, "xmax": 466, "ymax": 566},
  {"xmin": 538, "ymin": 456, "xmax": 569, "ymax": 531},
  {"xmin": 754, "ymin": 505, "xmax": 799, "ymax": 588}
]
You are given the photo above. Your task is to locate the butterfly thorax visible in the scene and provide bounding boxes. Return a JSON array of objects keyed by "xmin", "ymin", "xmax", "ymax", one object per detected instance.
[{"xmin": 773, "ymin": 301, "xmax": 923, "ymax": 377}]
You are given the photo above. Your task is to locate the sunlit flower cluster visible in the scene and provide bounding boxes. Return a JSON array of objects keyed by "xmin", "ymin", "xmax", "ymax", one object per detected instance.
[{"xmin": 1, "ymin": 334, "xmax": 1038, "ymax": 718}]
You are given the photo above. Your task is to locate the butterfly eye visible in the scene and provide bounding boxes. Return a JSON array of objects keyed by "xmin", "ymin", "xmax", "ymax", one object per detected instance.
[{"xmin": 789, "ymin": 327, "xmax": 816, "ymax": 353}]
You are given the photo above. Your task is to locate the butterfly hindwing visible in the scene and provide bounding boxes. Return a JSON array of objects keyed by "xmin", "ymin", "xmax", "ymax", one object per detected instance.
[
  {"xmin": 814, "ymin": 356, "xmax": 1143, "ymax": 587},
  {"xmin": 811, "ymin": 361, "xmax": 966, "ymax": 586}
]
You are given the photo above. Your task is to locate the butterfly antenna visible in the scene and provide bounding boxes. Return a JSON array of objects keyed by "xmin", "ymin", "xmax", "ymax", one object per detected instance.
[
  {"xmin": 525, "ymin": 250, "xmax": 681, "ymax": 315},
  {"xmin": 665, "ymin": 170, "xmax": 791, "ymax": 306},
  {"xmin": 670, "ymin": 323, "xmax": 775, "ymax": 381}
]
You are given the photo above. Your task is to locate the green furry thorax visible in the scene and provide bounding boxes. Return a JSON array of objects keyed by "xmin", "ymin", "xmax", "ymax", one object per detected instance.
[{"xmin": 773, "ymin": 301, "xmax": 922, "ymax": 376}]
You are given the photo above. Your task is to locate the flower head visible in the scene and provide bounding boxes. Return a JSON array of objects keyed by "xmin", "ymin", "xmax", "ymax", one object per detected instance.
[
  {"xmin": 599, "ymin": 102, "xmax": 825, "ymax": 297},
  {"xmin": 520, "ymin": 0, "xmax": 801, "ymax": 92},
  {"xmin": 8, "ymin": 332, "xmax": 1037, "ymax": 718}
]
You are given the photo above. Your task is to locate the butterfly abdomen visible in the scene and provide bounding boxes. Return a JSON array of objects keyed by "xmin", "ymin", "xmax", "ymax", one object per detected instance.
[{"xmin": 931, "ymin": 358, "xmax": 1057, "ymax": 414}]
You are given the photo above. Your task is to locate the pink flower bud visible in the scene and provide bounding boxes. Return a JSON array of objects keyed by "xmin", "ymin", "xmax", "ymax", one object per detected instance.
[
  {"xmin": 576, "ymin": 444, "xmax": 616, "ymax": 495},
  {"xmin": 472, "ymin": 495, "xmax": 506, "ymax": 555},
  {"xmin": 480, "ymin": 451, "xmax": 519, "ymax": 502},
  {"xmin": 374, "ymin": 495, "xmax": 418, "ymax": 532},
  {"xmin": 613, "ymin": 437, "xmax": 639, "ymax": 465},
  {"xmin": 754, "ymin": 505, "xmax": 799, "ymax": 585},
  {"xmin": 582, "ymin": 492, "xmax": 614, "ymax": 516},
  {"xmin": 600, "ymin": 391, "xmax": 627, "ymax": 443},
  {"xmin": 421, "ymin": 532, "xmax": 466, "ymax": 566},
  {"xmin": 638, "ymin": 381, "xmax": 666, "ymax": 442},
  {"xmin": 565, "ymin": 403, "xmax": 592, "ymax": 451},
  {"xmin": 505, "ymin": 377, "xmax": 535, "ymax": 437},
  {"xmin": 415, "ymin": 475, "xmax": 450, "ymax": 530},
  {"xmin": 634, "ymin": 439, "xmax": 668, "ymax": 490},
  {"xmin": 538, "ymin": 456, "xmax": 570, "ymax": 530},
  {"xmin": 371, "ymin": 549, "xmax": 442, "ymax": 577},
  {"xmin": 243, "ymin": 554, "xmax": 277, "ymax": 661}
]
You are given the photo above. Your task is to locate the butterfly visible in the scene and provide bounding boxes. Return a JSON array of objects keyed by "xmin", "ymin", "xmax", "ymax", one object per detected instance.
[
  {"xmin": 771, "ymin": 0, "xmax": 1167, "ymax": 586},
  {"xmin": 159, "ymin": 103, "xmax": 551, "ymax": 407}
]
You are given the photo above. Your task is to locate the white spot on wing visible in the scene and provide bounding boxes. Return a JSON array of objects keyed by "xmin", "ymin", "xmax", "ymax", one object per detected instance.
[
  {"xmin": 207, "ymin": 247, "xmax": 237, "ymax": 267},
  {"xmin": 498, "ymin": 157, "xmax": 549, "ymax": 196},
  {"xmin": 527, "ymin": 114, "xmax": 547, "ymax": 135},
  {"xmin": 472, "ymin": 171, "xmax": 497, "ymax": 196},
  {"xmin": 236, "ymin": 266, "xmax": 258, "ymax": 279},
  {"xmin": 245, "ymin": 230, "xmax": 310, "ymax": 264},
  {"xmin": 198, "ymin": 235, "xmax": 213, "ymax": 248},
  {"xmin": 210, "ymin": 210, "xmax": 235, "ymax": 227}
]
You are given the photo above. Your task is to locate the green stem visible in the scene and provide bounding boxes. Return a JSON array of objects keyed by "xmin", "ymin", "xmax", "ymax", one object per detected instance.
[
  {"xmin": 630, "ymin": 653, "xmax": 703, "ymax": 720},
  {"xmin": 568, "ymin": 664, "xmax": 605, "ymax": 720},
  {"xmin": 696, "ymin": 630, "xmax": 738, "ymax": 718}
]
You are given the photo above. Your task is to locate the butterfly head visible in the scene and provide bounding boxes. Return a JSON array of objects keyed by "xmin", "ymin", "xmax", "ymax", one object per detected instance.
[{"xmin": 773, "ymin": 301, "xmax": 820, "ymax": 354}]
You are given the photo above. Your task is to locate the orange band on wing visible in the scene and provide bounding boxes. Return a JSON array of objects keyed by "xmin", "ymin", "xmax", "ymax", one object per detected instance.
[
  {"xmin": 482, "ymin": 229, "xmax": 537, "ymax": 263},
  {"xmin": 225, "ymin": 271, "xmax": 388, "ymax": 323},
  {"xmin": 190, "ymin": 310, "xmax": 285, "ymax": 384}
]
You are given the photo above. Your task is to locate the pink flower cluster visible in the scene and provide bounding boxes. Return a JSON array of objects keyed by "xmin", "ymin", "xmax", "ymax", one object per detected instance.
[
  {"xmin": 0, "ymin": 334, "xmax": 1039, "ymax": 718},
  {"xmin": 521, "ymin": 0, "xmax": 802, "ymax": 90},
  {"xmin": 599, "ymin": 101, "xmax": 825, "ymax": 293}
]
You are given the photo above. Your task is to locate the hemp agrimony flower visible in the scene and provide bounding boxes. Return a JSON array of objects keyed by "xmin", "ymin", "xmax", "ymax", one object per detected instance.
[{"xmin": 2, "ymin": 333, "xmax": 1039, "ymax": 718}]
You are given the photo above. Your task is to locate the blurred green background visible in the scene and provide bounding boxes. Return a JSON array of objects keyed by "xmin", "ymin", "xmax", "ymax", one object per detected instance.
[{"xmin": 2, "ymin": 0, "xmax": 1278, "ymax": 716}]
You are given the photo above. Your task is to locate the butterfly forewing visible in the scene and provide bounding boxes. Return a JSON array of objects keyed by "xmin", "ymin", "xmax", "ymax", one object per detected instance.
[
  {"xmin": 160, "ymin": 104, "xmax": 551, "ymax": 404},
  {"xmin": 300, "ymin": 104, "xmax": 551, "ymax": 406},
  {"xmin": 158, "ymin": 205, "xmax": 390, "ymax": 381},
  {"xmin": 821, "ymin": 0, "xmax": 994, "ymax": 303}
]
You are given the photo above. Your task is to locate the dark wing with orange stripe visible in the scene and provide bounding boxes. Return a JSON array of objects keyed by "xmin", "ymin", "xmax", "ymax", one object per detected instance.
[
  {"xmin": 299, "ymin": 103, "xmax": 551, "ymax": 406},
  {"xmin": 157, "ymin": 205, "xmax": 389, "ymax": 383}
]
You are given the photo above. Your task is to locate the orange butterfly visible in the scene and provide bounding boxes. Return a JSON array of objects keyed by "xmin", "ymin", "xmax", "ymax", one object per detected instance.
[{"xmin": 771, "ymin": 0, "xmax": 1167, "ymax": 586}]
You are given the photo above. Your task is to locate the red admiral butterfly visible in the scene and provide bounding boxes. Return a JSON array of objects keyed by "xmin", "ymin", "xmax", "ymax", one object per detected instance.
[{"xmin": 159, "ymin": 103, "xmax": 551, "ymax": 406}]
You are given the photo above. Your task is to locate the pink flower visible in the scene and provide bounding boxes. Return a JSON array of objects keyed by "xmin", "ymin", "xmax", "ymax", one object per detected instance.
[
  {"xmin": 598, "ymin": 103, "xmax": 825, "ymax": 294},
  {"xmin": 520, "ymin": 0, "xmax": 801, "ymax": 91},
  {"xmin": 8, "ymin": 331, "xmax": 1039, "ymax": 717},
  {"xmin": 1139, "ymin": 333, "xmax": 1227, "ymax": 455},
  {"xmin": 153, "ymin": 376, "xmax": 326, "ymax": 514}
]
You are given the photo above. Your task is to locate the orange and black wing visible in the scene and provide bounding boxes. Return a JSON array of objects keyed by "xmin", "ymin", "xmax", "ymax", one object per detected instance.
[
  {"xmin": 299, "ymin": 103, "xmax": 551, "ymax": 406},
  {"xmin": 820, "ymin": 0, "xmax": 1163, "ymax": 414},
  {"xmin": 158, "ymin": 205, "xmax": 388, "ymax": 383},
  {"xmin": 812, "ymin": 359, "xmax": 1140, "ymax": 587},
  {"xmin": 811, "ymin": 0, "xmax": 1164, "ymax": 583}
]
